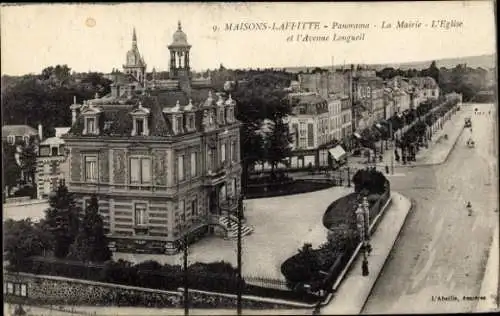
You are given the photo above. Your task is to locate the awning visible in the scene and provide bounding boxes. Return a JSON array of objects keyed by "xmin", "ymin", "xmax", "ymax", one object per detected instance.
[{"xmin": 328, "ymin": 145, "xmax": 347, "ymax": 161}]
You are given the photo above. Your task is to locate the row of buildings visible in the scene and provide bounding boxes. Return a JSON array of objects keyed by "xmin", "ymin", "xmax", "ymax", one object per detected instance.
[{"xmin": 261, "ymin": 67, "xmax": 440, "ymax": 171}]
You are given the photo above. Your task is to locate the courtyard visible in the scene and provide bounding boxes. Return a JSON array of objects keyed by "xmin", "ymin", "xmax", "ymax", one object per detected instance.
[{"xmin": 114, "ymin": 186, "xmax": 353, "ymax": 280}]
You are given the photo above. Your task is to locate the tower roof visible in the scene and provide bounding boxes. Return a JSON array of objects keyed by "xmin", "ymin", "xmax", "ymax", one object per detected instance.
[
  {"xmin": 125, "ymin": 28, "xmax": 145, "ymax": 67},
  {"xmin": 169, "ymin": 21, "xmax": 191, "ymax": 48}
]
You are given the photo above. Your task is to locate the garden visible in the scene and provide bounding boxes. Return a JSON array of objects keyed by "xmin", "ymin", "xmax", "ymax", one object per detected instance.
[
  {"xmin": 246, "ymin": 171, "xmax": 337, "ymax": 199},
  {"xmin": 280, "ymin": 168, "xmax": 391, "ymax": 295}
]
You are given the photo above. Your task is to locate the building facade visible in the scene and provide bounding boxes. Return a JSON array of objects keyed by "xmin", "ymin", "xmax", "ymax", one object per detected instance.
[
  {"xmin": 327, "ymin": 96, "xmax": 342, "ymax": 142},
  {"xmin": 63, "ymin": 22, "xmax": 244, "ymax": 254},
  {"xmin": 288, "ymin": 93, "xmax": 329, "ymax": 150},
  {"xmin": 36, "ymin": 136, "xmax": 68, "ymax": 199}
]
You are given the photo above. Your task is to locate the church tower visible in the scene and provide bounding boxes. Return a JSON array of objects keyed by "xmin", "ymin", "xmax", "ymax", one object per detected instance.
[
  {"xmin": 168, "ymin": 21, "xmax": 191, "ymax": 82},
  {"xmin": 123, "ymin": 28, "xmax": 147, "ymax": 86}
]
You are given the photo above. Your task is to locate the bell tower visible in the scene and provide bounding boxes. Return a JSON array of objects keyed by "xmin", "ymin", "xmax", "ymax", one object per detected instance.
[{"xmin": 168, "ymin": 21, "xmax": 192, "ymax": 81}]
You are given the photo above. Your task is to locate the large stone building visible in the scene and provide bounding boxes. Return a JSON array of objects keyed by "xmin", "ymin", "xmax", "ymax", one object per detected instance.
[{"xmin": 63, "ymin": 22, "xmax": 246, "ymax": 254}]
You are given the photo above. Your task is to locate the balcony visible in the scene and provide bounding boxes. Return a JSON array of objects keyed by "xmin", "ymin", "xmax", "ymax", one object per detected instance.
[{"xmin": 203, "ymin": 167, "xmax": 226, "ymax": 186}]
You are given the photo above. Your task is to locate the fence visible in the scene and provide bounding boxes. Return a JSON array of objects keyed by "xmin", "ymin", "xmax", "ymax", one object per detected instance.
[{"xmin": 244, "ymin": 275, "xmax": 289, "ymax": 291}]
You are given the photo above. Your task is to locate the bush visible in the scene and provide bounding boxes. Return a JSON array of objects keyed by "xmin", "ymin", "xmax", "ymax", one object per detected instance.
[{"xmin": 352, "ymin": 169, "xmax": 388, "ymax": 195}]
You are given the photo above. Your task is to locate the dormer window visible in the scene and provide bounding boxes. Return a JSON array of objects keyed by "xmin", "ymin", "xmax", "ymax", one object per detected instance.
[
  {"xmin": 130, "ymin": 102, "xmax": 150, "ymax": 136},
  {"xmin": 175, "ymin": 115, "xmax": 183, "ymax": 134},
  {"xmin": 87, "ymin": 118, "xmax": 96, "ymax": 133},
  {"xmin": 82, "ymin": 104, "xmax": 101, "ymax": 136},
  {"xmin": 7, "ymin": 135, "xmax": 15, "ymax": 144},
  {"xmin": 218, "ymin": 109, "xmax": 225, "ymax": 125},
  {"xmin": 51, "ymin": 146, "xmax": 59, "ymax": 156},
  {"xmin": 136, "ymin": 118, "xmax": 144, "ymax": 135},
  {"xmin": 186, "ymin": 114, "xmax": 195, "ymax": 132}
]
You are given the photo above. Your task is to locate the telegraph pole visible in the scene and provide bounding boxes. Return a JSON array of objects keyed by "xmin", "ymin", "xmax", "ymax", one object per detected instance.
[
  {"xmin": 390, "ymin": 121, "xmax": 394, "ymax": 174},
  {"xmin": 237, "ymin": 194, "xmax": 243, "ymax": 315}
]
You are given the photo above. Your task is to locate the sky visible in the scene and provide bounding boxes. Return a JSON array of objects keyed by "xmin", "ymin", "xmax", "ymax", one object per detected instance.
[{"xmin": 1, "ymin": 2, "xmax": 496, "ymax": 76}]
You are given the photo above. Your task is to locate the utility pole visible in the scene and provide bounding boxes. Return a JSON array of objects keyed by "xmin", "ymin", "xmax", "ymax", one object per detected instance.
[
  {"xmin": 237, "ymin": 194, "xmax": 243, "ymax": 315},
  {"xmin": 183, "ymin": 227, "xmax": 189, "ymax": 316},
  {"xmin": 390, "ymin": 121, "xmax": 394, "ymax": 174}
]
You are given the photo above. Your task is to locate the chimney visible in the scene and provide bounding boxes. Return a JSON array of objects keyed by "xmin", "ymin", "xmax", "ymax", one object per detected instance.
[{"xmin": 38, "ymin": 124, "xmax": 43, "ymax": 141}]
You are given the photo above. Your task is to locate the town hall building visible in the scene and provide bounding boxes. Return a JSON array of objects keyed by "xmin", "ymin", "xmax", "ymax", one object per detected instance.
[{"xmin": 63, "ymin": 22, "xmax": 249, "ymax": 254}]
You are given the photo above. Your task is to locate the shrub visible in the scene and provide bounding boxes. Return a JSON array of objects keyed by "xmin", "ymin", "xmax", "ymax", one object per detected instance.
[{"xmin": 352, "ymin": 169, "xmax": 388, "ymax": 195}]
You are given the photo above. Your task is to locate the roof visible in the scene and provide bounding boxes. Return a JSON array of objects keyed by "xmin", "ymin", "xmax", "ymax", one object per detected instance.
[
  {"xmin": 289, "ymin": 93, "xmax": 326, "ymax": 106},
  {"xmin": 41, "ymin": 137, "xmax": 65, "ymax": 146},
  {"xmin": 169, "ymin": 21, "xmax": 191, "ymax": 48},
  {"xmin": 67, "ymin": 86, "xmax": 223, "ymax": 137},
  {"xmin": 2, "ymin": 125, "xmax": 38, "ymax": 137}
]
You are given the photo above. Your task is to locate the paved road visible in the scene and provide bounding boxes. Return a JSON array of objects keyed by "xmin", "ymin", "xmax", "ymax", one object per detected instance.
[{"xmin": 363, "ymin": 103, "xmax": 499, "ymax": 314}]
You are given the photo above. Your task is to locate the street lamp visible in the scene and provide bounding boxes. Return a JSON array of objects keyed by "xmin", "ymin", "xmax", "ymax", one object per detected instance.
[
  {"xmin": 356, "ymin": 200, "xmax": 369, "ymax": 276},
  {"xmin": 362, "ymin": 196, "xmax": 372, "ymax": 254}
]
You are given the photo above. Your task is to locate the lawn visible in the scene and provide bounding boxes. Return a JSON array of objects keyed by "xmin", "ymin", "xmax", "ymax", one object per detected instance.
[{"xmin": 114, "ymin": 185, "xmax": 354, "ymax": 281}]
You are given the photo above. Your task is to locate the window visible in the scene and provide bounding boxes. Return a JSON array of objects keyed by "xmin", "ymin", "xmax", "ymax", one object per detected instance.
[
  {"xmin": 190, "ymin": 152, "xmax": 197, "ymax": 177},
  {"xmin": 136, "ymin": 118, "xmax": 144, "ymax": 135},
  {"xmin": 7, "ymin": 283, "xmax": 13, "ymax": 294},
  {"xmin": 207, "ymin": 149, "xmax": 213, "ymax": 172},
  {"xmin": 231, "ymin": 141, "xmax": 237, "ymax": 162},
  {"xmin": 176, "ymin": 116, "xmax": 183, "ymax": 133},
  {"xmin": 188, "ymin": 115, "xmax": 194, "ymax": 130},
  {"xmin": 130, "ymin": 157, "xmax": 151, "ymax": 184},
  {"xmin": 134, "ymin": 203, "xmax": 147, "ymax": 226},
  {"xmin": 51, "ymin": 146, "xmax": 59, "ymax": 156},
  {"xmin": 84, "ymin": 156, "xmax": 98, "ymax": 182},
  {"xmin": 307, "ymin": 123, "xmax": 314, "ymax": 148},
  {"xmin": 87, "ymin": 117, "xmax": 96, "ymax": 134},
  {"xmin": 221, "ymin": 143, "xmax": 226, "ymax": 163},
  {"xmin": 14, "ymin": 283, "xmax": 21, "ymax": 296},
  {"xmin": 179, "ymin": 200, "xmax": 186, "ymax": 221},
  {"xmin": 178, "ymin": 155, "xmax": 185, "ymax": 181},
  {"xmin": 232, "ymin": 178, "xmax": 237, "ymax": 196},
  {"xmin": 191, "ymin": 199, "xmax": 198, "ymax": 216},
  {"xmin": 7, "ymin": 135, "xmax": 15, "ymax": 144}
]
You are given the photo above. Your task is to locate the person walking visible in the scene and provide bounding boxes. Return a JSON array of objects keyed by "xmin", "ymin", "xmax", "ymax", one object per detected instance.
[{"xmin": 466, "ymin": 201, "xmax": 473, "ymax": 216}]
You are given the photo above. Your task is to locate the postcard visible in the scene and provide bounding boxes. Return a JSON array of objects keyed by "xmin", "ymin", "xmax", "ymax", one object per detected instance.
[{"xmin": 2, "ymin": 1, "xmax": 498, "ymax": 315}]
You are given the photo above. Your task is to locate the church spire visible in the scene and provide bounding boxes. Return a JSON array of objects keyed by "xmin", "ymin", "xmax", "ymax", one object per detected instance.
[
  {"xmin": 177, "ymin": 21, "xmax": 182, "ymax": 31},
  {"xmin": 132, "ymin": 27, "xmax": 137, "ymax": 47}
]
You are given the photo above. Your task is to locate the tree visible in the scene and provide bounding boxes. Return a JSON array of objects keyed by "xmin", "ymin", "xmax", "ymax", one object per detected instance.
[
  {"xmin": 19, "ymin": 139, "xmax": 38, "ymax": 194},
  {"xmin": 263, "ymin": 117, "xmax": 293, "ymax": 177},
  {"xmin": 43, "ymin": 180, "xmax": 81, "ymax": 258},
  {"xmin": 233, "ymin": 72, "xmax": 292, "ymax": 184},
  {"xmin": 4, "ymin": 218, "xmax": 52, "ymax": 270},
  {"xmin": 67, "ymin": 195, "xmax": 111, "ymax": 262},
  {"xmin": 2, "ymin": 141, "xmax": 21, "ymax": 197}
]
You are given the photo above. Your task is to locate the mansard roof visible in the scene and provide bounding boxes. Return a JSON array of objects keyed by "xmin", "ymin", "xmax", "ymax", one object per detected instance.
[{"xmin": 67, "ymin": 86, "xmax": 229, "ymax": 138}]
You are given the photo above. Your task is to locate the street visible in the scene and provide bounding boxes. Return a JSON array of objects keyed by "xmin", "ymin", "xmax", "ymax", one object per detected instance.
[{"xmin": 362, "ymin": 103, "xmax": 499, "ymax": 314}]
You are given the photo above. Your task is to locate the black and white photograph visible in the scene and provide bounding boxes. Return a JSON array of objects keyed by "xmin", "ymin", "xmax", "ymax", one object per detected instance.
[{"xmin": 1, "ymin": 2, "xmax": 498, "ymax": 315}]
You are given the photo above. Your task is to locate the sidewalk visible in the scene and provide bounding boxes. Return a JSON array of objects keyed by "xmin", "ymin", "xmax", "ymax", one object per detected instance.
[
  {"xmin": 475, "ymin": 223, "xmax": 500, "ymax": 313},
  {"xmin": 349, "ymin": 108, "xmax": 465, "ymax": 169},
  {"xmin": 320, "ymin": 192, "xmax": 412, "ymax": 315}
]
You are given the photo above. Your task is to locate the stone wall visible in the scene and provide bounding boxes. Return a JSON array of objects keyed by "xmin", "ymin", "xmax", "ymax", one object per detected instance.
[{"xmin": 3, "ymin": 272, "xmax": 298, "ymax": 309}]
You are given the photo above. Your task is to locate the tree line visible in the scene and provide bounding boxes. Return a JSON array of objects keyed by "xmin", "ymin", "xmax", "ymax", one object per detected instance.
[{"xmin": 2, "ymin": 65, "xmax": 112, "ymax": 138}]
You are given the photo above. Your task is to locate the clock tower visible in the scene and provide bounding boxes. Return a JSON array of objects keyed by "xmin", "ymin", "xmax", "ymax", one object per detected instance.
[{"xmin": 123, "ymin": 28, "xmax": 147, "ymax": 86}]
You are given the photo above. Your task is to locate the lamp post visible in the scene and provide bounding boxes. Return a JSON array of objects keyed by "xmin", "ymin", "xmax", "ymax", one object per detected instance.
[
  {"xmin": 362, "ymin": 196, "xmax": 371, "ymax": 253},
  {"xmin": 356, "ymin": 201, "xmax": 369, "ymax": 276},
  {"xmin": 347, "ymin": 167, "xmax": 351, "ymax": 187}
]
